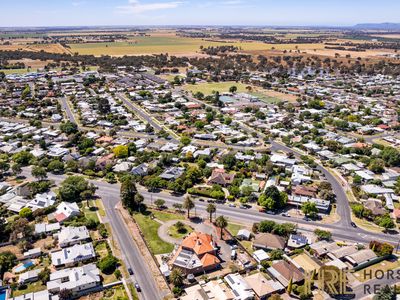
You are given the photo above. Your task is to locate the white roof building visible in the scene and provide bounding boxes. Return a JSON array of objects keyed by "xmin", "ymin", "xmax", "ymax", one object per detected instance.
[
  {"xmin": 47, "ymin": 263, "xmax": 101, "ymax": 295},
  {"xmin": 57, "ymin": 226, "xmax": 90, "ymax": 248},
  {"xmin": 51, "ymin": 243, "xmax": 96, "ymax": 267},
  {"xmin": 224, "ymin": 273, "xmax": 254, "ymax": 300}
]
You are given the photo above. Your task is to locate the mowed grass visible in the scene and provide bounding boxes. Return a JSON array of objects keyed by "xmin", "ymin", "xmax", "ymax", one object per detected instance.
[
  {"xmin": 184, "ymin": 82, "xmax": 250, "ymax": 95},
  {"xmin": 227, "ymin": 223, "xmax": 243, "ymax": 236},
  {"xmin": 168, "ymin": 223, "xmax": 193, "ymax": 239},
  {"xmin": 132, "ymin": 212, "xmax": 174, "ymax": 255},
  {"xmin": 185, "ymin": 81, "xmax": 283, "ymax": 103},
  {"xmin": 151, "ymin": 209, "xmax": 184, "ymax": 222},
  {"xmin": 67, "ymin": 34, "xmax": 315, "ymax": 56}
]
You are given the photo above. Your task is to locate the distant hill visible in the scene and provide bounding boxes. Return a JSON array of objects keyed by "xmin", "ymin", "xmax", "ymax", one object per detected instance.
[{"xmin": 353, "ymin": 23, "xmax": 400, "ymax": 30}]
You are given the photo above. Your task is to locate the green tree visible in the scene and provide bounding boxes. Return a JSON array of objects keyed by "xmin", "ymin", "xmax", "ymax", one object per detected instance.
[
  {"xmin": 38, "ymin": 267, "xmax": 51, "ymax": 285},
  {"xmin": 47, "ymin": 160, "xmax": 64, "ymax": 174},
  {"xmin": 60, "ymin": 121, "xmax": 78, "ymax": 135},
  {"xmin": 369, "ymin": 158, "xmax": 385, "ymax": 174},
  {"xmin": 206, "ymin": 203, "xmax": 216, "ymax": 223},
  {"xmin": 120, "ymin": 175, "xmax": 141, "ymax": 210},
  {"xmin": 59, "ymin": 176, "xmax": 93, "ymax": 203},
  {"xmin": 314, "ymin": 229, "xmax": 332, "ymax": 241},
  {"xmin": 180, "ymin": 136, "xmax": 191, "ymax": 146},
  {"xmin": 215, "ymin": 215, "xmax": 228, "ymax": 240},
  {"xmin": 12, "ymin": 151, "xmax": 33, "ymax": 166},
  {"xmin": 11, "ymin": 163, "xmax": 22, "ymax": 177},
  {"xmin": 154, "ymin": 199, "xmax": 165, "ymax": 209},
  {"xmin": 183, "ymin": 196, "xmax": 195, "ymax": 218},
  {"xmin": 170, "ymin": 269, "xmax": 184, "ymax": 287},
  {"xmin": 229, "ymin": 86, "xmax": 238, "ymax": 93},
  {"xmin": 97, "ymin": 255, "xmax": 119, "ymax": 274},
  {"xmin": 301, "ymin": 202, "xmax": 318, "ymax": 218},
  {"xmin": 31, "ymin": 166, "xmax": 47, "ymax": 181},
  {"xmin": 258, "ymin": 220, "xmax": 276, "ymax": 233},
  {"xmin": 0, "ymin": 251, "xmax": 17, "ymax": 276},
  {"xmin": 19, "ymin": 207, "xmax": 33, "ymax": 220},
  {"xmin": 379, "ymin": 216, "xmax": 395, "ymax": 231},
  {"xmin": 270, "ymin": 249, "xmax": 284, "ymax": 260}
]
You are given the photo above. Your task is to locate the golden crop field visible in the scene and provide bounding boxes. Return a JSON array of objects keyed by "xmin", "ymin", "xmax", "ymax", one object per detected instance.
[{"xmin": 67, "ymin": 33, "xmax": 326, "ymax": 56}]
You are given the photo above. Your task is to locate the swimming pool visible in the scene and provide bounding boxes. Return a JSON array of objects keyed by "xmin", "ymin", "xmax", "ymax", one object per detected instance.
[{"xmin": 14, "ymin": 260, "xmax": 34, "ymax": 273}]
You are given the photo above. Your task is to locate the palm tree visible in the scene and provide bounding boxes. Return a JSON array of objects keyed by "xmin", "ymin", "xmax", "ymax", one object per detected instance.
[
  {"xmin": 183, "ymin": 196, "xmax": 195, "ymax": 218},
  {"xmin": 206, "ymin": 204, "xmax": 216, "ymax": 223},
  {"xmin": 215, "ymin": 215, "xmax": 228, "ymax": 240},
  {"xmin": 170, "ymin": 269, "xmax": 184, "ymax": 287}
]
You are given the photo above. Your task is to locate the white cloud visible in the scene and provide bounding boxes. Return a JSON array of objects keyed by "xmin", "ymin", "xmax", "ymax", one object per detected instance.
[{"xmin": 117, "ymin": 0, "xmax": 183, "ymax": 14}]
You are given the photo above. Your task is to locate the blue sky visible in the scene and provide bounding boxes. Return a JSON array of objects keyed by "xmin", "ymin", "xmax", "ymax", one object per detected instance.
[{"xmin": 1, "ymin": 0, "xmax": 399, "ymax": 27}]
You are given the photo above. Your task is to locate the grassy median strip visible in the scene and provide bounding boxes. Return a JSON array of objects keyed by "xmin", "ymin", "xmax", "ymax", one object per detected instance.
[{"xmin": 132, "ymin": 212, "xmax": 174, "ymax": 255}]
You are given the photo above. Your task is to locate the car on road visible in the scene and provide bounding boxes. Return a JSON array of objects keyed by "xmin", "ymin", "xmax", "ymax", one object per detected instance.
[
  {"xmin": 281, "ymin": 212, "xmax": 290, "ymax": 217},
  {"xmin": 266, "ymin": 210, "xmax": 276, "ymax": 215},
  {"xmin": 228, "ymin": 203, "xmax": 236, "ymax": 208},
  {"xmin": 198, "ymin": 198, "xmax": 205, "ymax": 202},
  {"xmin": 128, "ymin": 268, "xmax": 134, "ymax": 275},
  {"xmin": 303, "ymin": 217, "xmax": 311, "ymax": 221},
  {"xmin": 351, "ymin": 222, "xmax": 357, "ymax": 228},
  {"xmin": 135, "ymin": 283, "xmax": 141, "ymax": 292},
  {"xmin": 240, "ymin": 204, "xmax": 251, "ymax": 209},
  {"xmin": 207, "ymin": 199, "xmax": 215, "ymax": 203}
]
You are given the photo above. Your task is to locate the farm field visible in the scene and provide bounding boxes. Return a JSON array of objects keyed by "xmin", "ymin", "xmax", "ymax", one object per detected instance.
[
  {"xmin": 66, "ymin": 33, "xmax": 329, "ymax": 56},
  {"xmin": 0, "ymin": 43, "xmax": 68, "ymax": 54}
]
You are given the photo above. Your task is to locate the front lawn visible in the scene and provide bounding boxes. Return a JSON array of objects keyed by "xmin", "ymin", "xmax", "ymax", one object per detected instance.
[
  {"xmin": 132, "ymin": 212, "xmax": 174, "ymax": 255},
  {"xmin": 227, "ymin": 223, "xmax": 243, "ymax": 236},
  {"xmin": 168, "ymin": 223, "xmax": 193, "ymax": 239},
  {"xmin": 151, "ymin": 209, "xmax": 184, "ymax": 222}
]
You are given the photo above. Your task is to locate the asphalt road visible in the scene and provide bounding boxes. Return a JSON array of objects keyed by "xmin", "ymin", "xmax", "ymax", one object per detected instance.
[
  {"xmin": 116, "ymin": 93, "xmax": 162, "ymax": 132},
  {"xmin": 270, "ymin": 141, "xmax": 352, "ymax": 228},
  {"xmin": 23, "ymin": 168, "xmax": 400, "ymax": 246},
  {"xmin": 21, "ymin": 169, "xmax": 162, "ymax": 300},
  {"xmin": 59, "ymin": 97, "xmax": 77, "ymax": 124}
]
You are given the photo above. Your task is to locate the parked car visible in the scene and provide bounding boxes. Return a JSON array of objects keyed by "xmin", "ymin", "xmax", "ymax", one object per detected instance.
[
  {"xmin": 351, "ymin": 222, "xmax": 357, "ymax": 228},
  {"xmin": 128, "ymin": 268, "xmax": 134, "ymax": 275},
  {"xmin": 281, "ymin": 212, "xmax": 290, "ymax": 217},
  {"xmin": 228, "ymin": 203, "xmax": 236, "ymax": 208},
  {"xmin": 135, "ymin": 283, "xmax": 141, "ymax": 292}
]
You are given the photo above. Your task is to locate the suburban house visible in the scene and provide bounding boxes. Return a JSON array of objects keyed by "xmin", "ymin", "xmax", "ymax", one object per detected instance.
[
  {"xmin": 268, "ymin": 260, "xmax": 304, "ymax": 287},
  {"xmin": 225, "ymin": 273, "xmax": 254, "ymax": 300},
  {"xmin": 51, "ymin": 243, "xmax": 96, "ymax": 268},
  {"xmin": 47, "ymin": 263, "xmax": 101, "ymax": 296},
  {"xmin": 35, "ymin": 222, "xmax": 61, "ymax": 235},
  {"xmin": 244, "ymin": 272, "xmax": 284, "ymax": 299},
  {"xmin": 208, "ymin": 169, "xmax": 235, "ymax": 186},
  {"xmin": 57, "ymin": 226, "xmax": 90, "ymax": 248},
  {"xmin": 52, "ymin": 202, "xmax": 80, "ymax": 223},
  {"xmin": 171, "ymin": 231, "xmax": 220, "ymax": 275},
  {"xmin": 160, "ymin": 167, "xmax": 185, "ymax": 180},
  {"xmin": 253, "ymin": 233, "xmax": 286, "ymax": 251}
]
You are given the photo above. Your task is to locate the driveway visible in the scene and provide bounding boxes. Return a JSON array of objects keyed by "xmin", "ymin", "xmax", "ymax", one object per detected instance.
[{"xmin": 157, "ymin": 219, "xmax": 214, "ymax": 244}]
